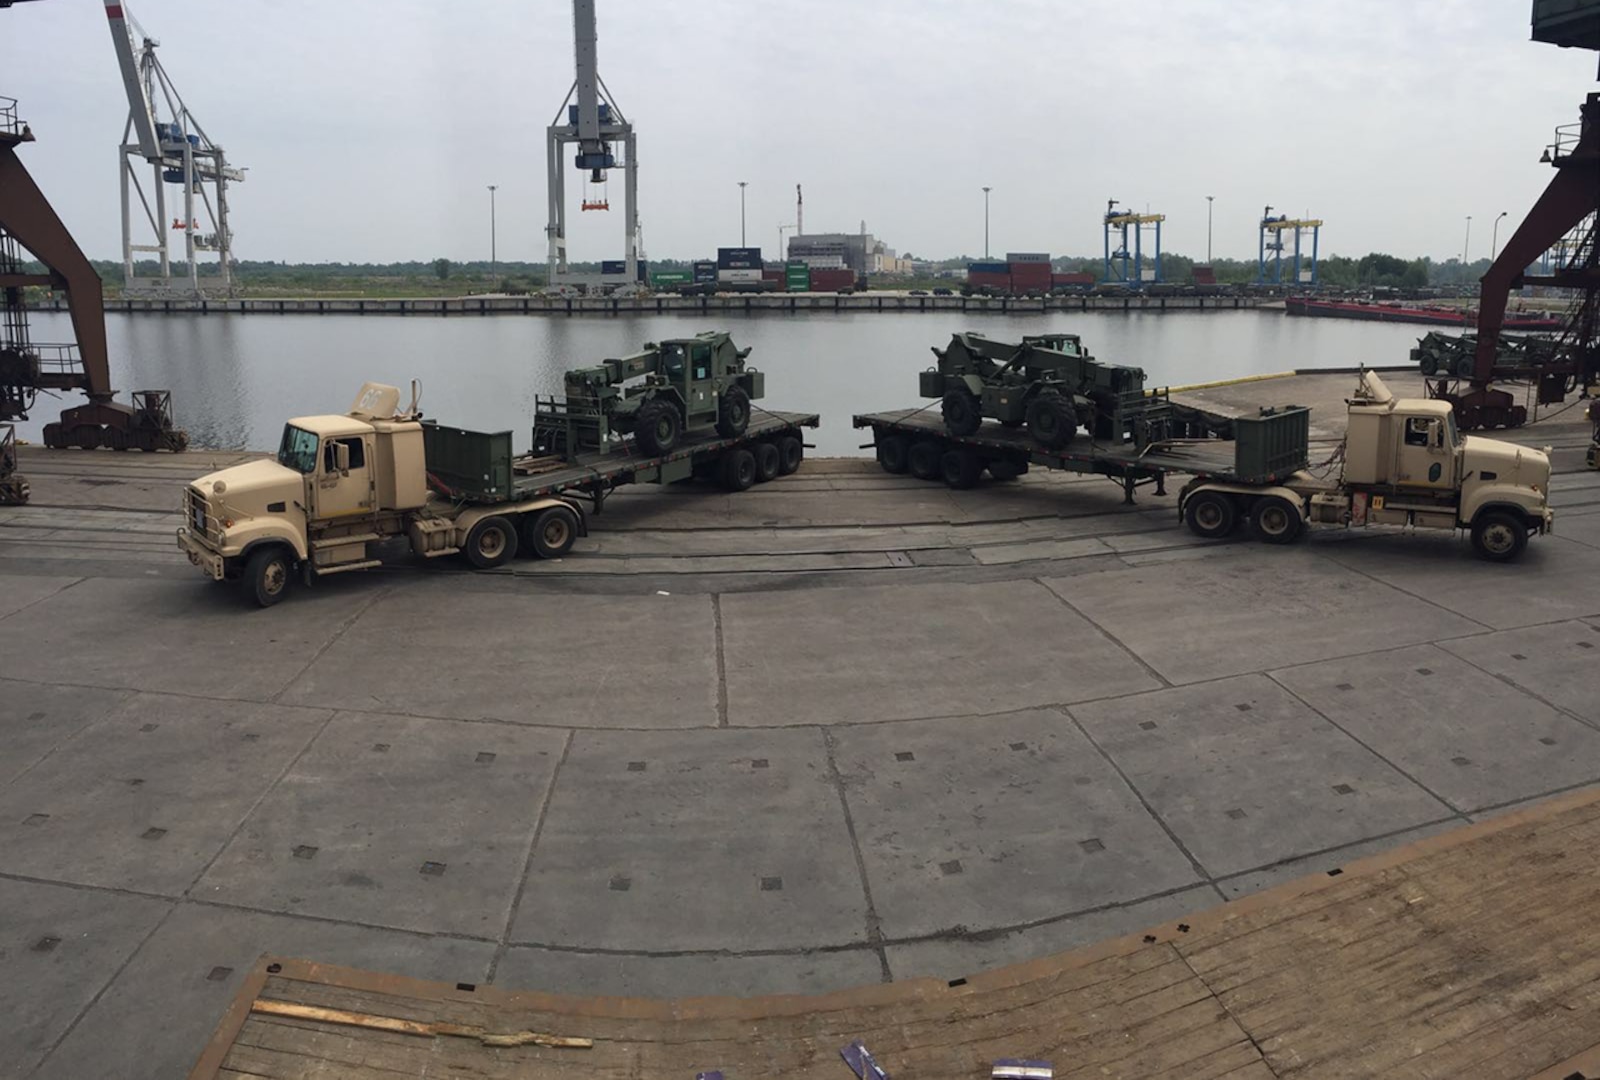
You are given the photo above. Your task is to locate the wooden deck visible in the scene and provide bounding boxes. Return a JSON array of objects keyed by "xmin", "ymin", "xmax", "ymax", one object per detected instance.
[{"xmin": 190, "ymin": 787, "xmax": 1600, "ymax": 1079}]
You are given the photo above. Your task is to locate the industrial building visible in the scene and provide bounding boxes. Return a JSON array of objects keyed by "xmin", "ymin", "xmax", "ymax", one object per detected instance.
[{"xmin": 786, "ymin": 229, "xmax": 907, "ymax": 275}]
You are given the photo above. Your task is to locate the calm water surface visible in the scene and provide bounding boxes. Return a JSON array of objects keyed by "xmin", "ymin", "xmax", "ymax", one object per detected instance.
[{"xmin": 18, "ymin": 310, "xmax": 1431, "ymax": 456}]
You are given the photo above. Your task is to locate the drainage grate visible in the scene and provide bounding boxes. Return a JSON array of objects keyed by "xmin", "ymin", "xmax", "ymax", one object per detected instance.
[
  {"xmin": 141, "ymin": 827, "xmax": 167, "ymax": 841},
  {"xmin": 1332, "ymin": 784, "xmax": 1355, "ymax": 796},
  {"xmin": 609, "ymin": 876, "xmax": 631, "ymax": 892},
  {"xmin": 751, "ymin": 758, "xmax": 769, "ymax": 769},
  {"xmin": 1139, "ymin": 721, "xmax": 1158, "ymax": 730},
  {"xmin": 885, "ymin": 551, "xmax": 914, "ymax": 568},
  {"xmin": 292, "ymin": 845, "xmax": 318, "ymax": 860},
  {"xmin": 1079, "ymin": 838, "xmax": 1105, "ymax": 853},
  {"xmin": 420, "ymin": 861, "xmax": 447, "ymax": 877},
  {"xmin": 895, "ymin": 751, "xmax": 915, "ymax": 762},
  {"xmin": 627, "ymin": 761, "xmax": 647, "ymax": 772},
  {"xmin": 206, "ymin": 966, "xmax": 233, "ymax": 982},
  {"xmin": 32, "ymin": 936, "xmax": 60, "ymax": 953},
  {"xmin": 475, "ymin": 752, "xmax": 496, "ymax": 764},
  {"xmin": 940, "ymin": 859, "xmax": 963, "ymax": 876},
  {"xmin": 760, "ymin": 876, "xmax": 784, "ymax": 891},
  {"xmin": 1226, "ymin": 808, "xmax": 1247, "ymax": 820}
]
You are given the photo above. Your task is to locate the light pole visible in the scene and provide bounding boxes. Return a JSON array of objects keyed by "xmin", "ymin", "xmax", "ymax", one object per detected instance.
[
  {"xmin": 1490, "ymin": 210, "xmax": 1508, "ymax": 261},
  {"xmin": 982, "ymin": 186, "xmax": 992, "ymax": 258},
  {"xmin": 1206, "ymin": 195, "xmax": 1214, "ymax": 264},
  {"xmin": 487, "ymin": 185, "xmax": 498, "ymax": 281},
  {"xmin": 779, "ymin": 223, "xmax": 795, "ymax": 261},
  {"xmin": 738, "ymin": 181, "xmax": 748, "ymax": 247},
  {"xmin": 1462, "ymin": 215, "xmax": 1472, "ymax": 266}
]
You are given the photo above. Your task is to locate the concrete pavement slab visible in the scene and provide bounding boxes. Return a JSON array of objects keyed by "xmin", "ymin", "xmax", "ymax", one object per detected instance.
[
  {"xmin": 1214, "ymin": 819, "xmax": 1462, "ymax": 897},
  {"xmin": 0, "ymin": 694, "xmax": 328, "ymax": 894},
  {"xmin": 1437, "ymin": 620, "xmax": 1600, "ymax": 725},
  {"xmin": 0, "ymin": 576, "xmax": 358, "ymax": 699},
  {"xmin": 279, "ymin": 584, "xmax": 718, "ymax": 728},
  {"xmin": 1071, "ymin": 675, "xmax": 1451, "ymax": 877},
  {"xmin": 721, "ymin": 580, "xmax": 1161, "ymax": 727},
  {"xmin": 831, "ymin": 710, "xmax": 1200, "ymax": 939},
  {"xmin": 1270, "ymin": 644, "xmax": 1600, "ymax": 811},
  {"xmin": 884, "ymin": 885, "xmax": 1216, "ymax": 982},
  {"xmin": 511, "ymin": 727, "xmax": 866, "ymax": 952},
  {"xmin": 1047, "ymin": 550, "xmax": 1482, "ymax": 684},
  {"xmin": 197, "ymin": 712, "xmax": 565, "ymax": 936},
  {"xmin": 0, "ymin": 572, "xmax": 79, "ymax": 618},
  {"xmin": 0, "ymin": 878, "xmax": 170, "ymax": 1076},
  {"xmin": 0, "ymin": 678, "xmax": 129, "ymax": 785},
  {"xmin": 30, "ymin": 902, "xmax": 495, "ymax": 1080},
  {"xmin": 492, "ymin": 945, "xmax": 884, "ymax": 998}
]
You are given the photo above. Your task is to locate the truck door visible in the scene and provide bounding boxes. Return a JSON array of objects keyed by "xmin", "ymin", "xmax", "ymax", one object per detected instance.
[
  {"xmin": 312, "ymin": 435, "xmax": 375, "ymax": 520},
  {"xmin": 1394, "ymin": 415, "xmax": 1455, "ymax": 491},
  {"xmin": 688, "ymin": 341, "xmax": 713, "ymax": 419}
]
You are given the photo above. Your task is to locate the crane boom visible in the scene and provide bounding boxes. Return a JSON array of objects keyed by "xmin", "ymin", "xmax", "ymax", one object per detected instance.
[{"xmin": 103, "ymin": 0, "xmax": 161, "ymax": 160}]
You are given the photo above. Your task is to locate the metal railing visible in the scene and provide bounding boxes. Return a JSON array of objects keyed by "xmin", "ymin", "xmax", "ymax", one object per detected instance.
[
  {"xmin": 0, "ymin": 97, "xmax": 20, "ymax": 138},
  {"xmin": 1548, "ymin": 118, "xmax": 1584, "ymax": 163}
]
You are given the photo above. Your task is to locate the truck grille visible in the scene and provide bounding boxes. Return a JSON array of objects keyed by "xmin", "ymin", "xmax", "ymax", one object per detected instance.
[{"xmin": 186, "ymin": 487, "xmax": 209, "ymax": 536}]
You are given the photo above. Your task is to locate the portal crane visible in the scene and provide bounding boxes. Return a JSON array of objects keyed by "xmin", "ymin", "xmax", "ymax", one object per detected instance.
[
  {"xmin": 104, "ymin": 0, "xmax": 244, "ymax": 297},
  {"xmin": 545, "ymin": 0, "xmax": 639, "ymax": 288},
  {"xmin": 1103, "ymin": 200, "xmax": 1164, "ymax": 288}
]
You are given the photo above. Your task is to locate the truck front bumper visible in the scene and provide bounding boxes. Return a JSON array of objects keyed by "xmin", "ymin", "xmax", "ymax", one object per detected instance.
[{"xmin": 177, "ymin": 527, "xmax": 226, "ymax": 580}]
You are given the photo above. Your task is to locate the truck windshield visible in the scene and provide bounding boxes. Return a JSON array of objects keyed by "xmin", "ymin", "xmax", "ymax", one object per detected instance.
[{"xmin": 277, "ymin": 425, "xmax": 318, "ymax": 473}]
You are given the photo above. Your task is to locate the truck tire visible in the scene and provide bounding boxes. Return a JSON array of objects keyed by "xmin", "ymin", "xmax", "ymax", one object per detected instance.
[
  {"xmin": 1250, "ymin": 496, "xmax": 1302, "ymax": 544},
  {"xmin": 244, "ymin": 546, "xmax": 293, "ymax": 608},
  {"xmin": 940, "ymin": 449, "xmax": 984, "ymax": 489},
  {"xmin": 1471, "ymin": 510, "xmax": 1528, "ymax": 562},
  {"xmin": 635, "ymin": 399, "xmax": 682, "ymax": 455},
  {"xmin": 878, "ymin": 435, "xmax": 910, "ymax": 474},
  {"xmin": 716, "ymin": 386, "xmax": 751, "ymax": 438},
  {"xmin": 720, "ymin": 448, "xmax": 757, "ymax": 491},
  {"xmin": 524, "ymin": 506, "xmax": 579, "ymax": 559},
  {"xmin": 464, "ymin": 515, "xmax": 518, "ymax": 569},
  {"xmin": 1185, "ymin": 490, "xmax": 1237, "ymax": 539},
  {"xmin": 942, "ymin": 389, "xmax": 982, "ymax": 436},
  {"xmin": 777, "ymin": 435, "xmax": 804, "ymax": 475},
  {"xmin": 908, "ymin": 439, "xmax": 943, "ymax": 481},
  {"xmin": 754, "ymin": 441, "xmax": 781, "ymax": 482},
  {"xmin": 1025, "ymin": 391, "xmax": 1075, "ymax": 449}
]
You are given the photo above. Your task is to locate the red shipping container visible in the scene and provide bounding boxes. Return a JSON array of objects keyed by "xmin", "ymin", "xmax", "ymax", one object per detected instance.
[
  {"xmin": 809, "ymin": 269, "xmax": 857, "ymax": 290},
  {"xmin": 1053, "ymin": 271, "xmax": 1094, "ymax": 286}
]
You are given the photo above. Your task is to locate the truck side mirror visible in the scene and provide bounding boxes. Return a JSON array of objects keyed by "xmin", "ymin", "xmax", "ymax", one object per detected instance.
[{"xmin": 334, "ymin": 442, "xmax": 350, "ymax": 475}]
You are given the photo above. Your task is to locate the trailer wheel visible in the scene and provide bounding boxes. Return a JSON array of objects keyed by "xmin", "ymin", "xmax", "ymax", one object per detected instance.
[
  {"xmin": 464, "ymin": 515, "xmax": 518, "ymax": 568},
  {"xmin": 776, "ymin": 435, "xmax": 804, "ymax": 475},
  {"xmin": 987, "ymin": 460, "xmax": 1024, "ymax": 482},
  {"xmin": 720, "ymin": 448, "xmax": 757, "ymax": 491},
  {"xmin": 635, "ymin": 399, "xmax": 682, "ymax": 455},
  {"xmin": 1250, "ymin": 496, "xmax": 1302, "ymax": 544},
  {"xmin": 1185, "ymin": 491, "xmax": 1237, "ymax": 539},
  {"xmin": 942, "ymin": 389, "xmax": 982, "ymax": 436},
  {"xmin": 525, "ymin": 506, "xmax": 579, "ymax": 558},
  {"xmin": 244, "ymin": 546, "xmax": 293, "ymax": 608},
  {"xmin": 716, "ymin": 387, "xmax": 751, "ymax": 438},
  {"xmin": 754, "ymin": 441, "xmax": 781, "ymax": 482},
  {"xmin": 908, "ymin": 439, "xmax": 943, "ymax": 481},
  {"xmin": 940, "ymin": 449, "xmax": 984, "ymax": 489},
  {"xmin": 1025, "ymin": 391, "xmax": 1075, "ymax": 449},
  {"xmin": 1471, "ymin": 510, "xmax": 1528, "ymax": 562},
  {"xmin": 878, "ymin": 435, "xmax": 910, "ymax": 474}
]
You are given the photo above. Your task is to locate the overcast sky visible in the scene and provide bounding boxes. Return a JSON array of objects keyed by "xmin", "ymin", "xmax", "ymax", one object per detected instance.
[{"xmin": 3, "ymin": 1, "xmax": 1596, "ymax": 266}]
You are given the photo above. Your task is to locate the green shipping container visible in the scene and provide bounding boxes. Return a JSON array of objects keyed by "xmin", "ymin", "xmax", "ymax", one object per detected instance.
[
  {"xmin": 786, "ymin": 268, "xmax": 811, "ymax": 292},
  {"xmin": 651, "ymin": 271, "xmax": 694, "ymax": 285}
]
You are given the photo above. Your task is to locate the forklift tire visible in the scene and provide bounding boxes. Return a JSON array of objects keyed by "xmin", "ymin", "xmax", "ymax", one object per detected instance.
[
  {"xmin": 1025, "ymin": 392, "xmax": 1075, "ymax": 450},
  {"xmin": 721, "ymin": 448, "xmax": 757, "ymax": 491},
  {"xmin": 635, "ymin": 399, "xmax": 682, "ymax": 455},
  {"xmin": 1184, "ymin": 490, "xmax": 1237, "ymax": 539},
  {"xmin": 464, "ymin": 515, "xmax": 518, "ymax": 569},
  {"xmin": 1419, "ymin": 354, "xmax": 1440, "ymax": 377},
  {"xmin": 1455, "ymin": 355, "xmax": 1475, "ymax": 378},
  {"xmin": 1250, "ymin": 496, "xmax": 1302, "ymax": 544},
  {"xmin": 754, "ymin": 441, "xmax": 781, "ymax": 482},
  {"xmin": 244, "ymin": 546, "xmax": 293, "ymax": 608},
  {"xmin": 878, "ymin": 435, "xmax": 911, "ymax": 474},
  {"xmin": 716, "ymin": 387, "xmax": 752, "ymax": 438},
  {"xmin": 776, "ymin": 435, "xmax": 803, "ymax": 475},
  {"xmin": 940, "ymin": 449, "xmax": 984, "ymax": 489},
  {"xmin": 524, "ymin": 506, "xmax": 579, "ymax": 559},
  {"xmin": 1471, "ymin": 510, "xmax": 1528, "ymax": 562},
  {"xmin": 908, "ymin": 439, "xmax": 943, "ymax": 481},
  {"xmin": 942, "ymin": 389, "xmax": 982, "ymax": 436}
]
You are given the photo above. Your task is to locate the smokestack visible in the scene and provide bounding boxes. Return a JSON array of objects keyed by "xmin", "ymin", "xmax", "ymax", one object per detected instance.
[{"xmin": 796, "ymin": 183, "xmax": 803, "ymax": 238}]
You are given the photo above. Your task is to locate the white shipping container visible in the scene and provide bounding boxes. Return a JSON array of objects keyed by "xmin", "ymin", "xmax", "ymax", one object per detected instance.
[
  {"xmin": 799, "ymin": 255, "xmax": 846, "ymax": 269},
  {"xmin": 1006, "ymin": 252, "xmax": 1051, "ymax": 263},
  {"xmin": 717, "ymin": 268, "xmax": 762, "ymax": 283},
  {"xmin": 1140, "ymin": 269, "xmax": 1158, "ymax": 281}
]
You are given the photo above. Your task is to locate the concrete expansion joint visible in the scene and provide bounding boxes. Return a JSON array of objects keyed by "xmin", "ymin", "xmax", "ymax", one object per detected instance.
[
  {"xmin": 712, "ymin": 594, "xmax": 729, "ymax": 727},
  {"xmin": 488, "ymin": 729, "xmax": 575, "ymax": 985},
  {"xmin": 821, "ymin": 727, "xmax": 892, "ymax": 983}
]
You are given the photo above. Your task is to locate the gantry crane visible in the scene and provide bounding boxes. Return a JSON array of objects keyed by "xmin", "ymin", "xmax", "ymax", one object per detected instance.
[
  {"xmin": 1103, "ymin": 200, "xmax": 1164, "ymax": 288},
  {"xmin": 104, "ymin": 0, "xmax": 244, "ymax": 297},
  {"xmin": 545, "ymin": 0, "xmax": 639, "ymax": 288},
  {"xmin": 1257, "ymin": 207, "xmax": 1321, "ymax": 288}
]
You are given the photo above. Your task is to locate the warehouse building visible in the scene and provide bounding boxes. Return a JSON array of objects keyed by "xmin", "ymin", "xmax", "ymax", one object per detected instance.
[{"xmin": 786, "ymin": 230, "xmax": 904, "ymax": 275}]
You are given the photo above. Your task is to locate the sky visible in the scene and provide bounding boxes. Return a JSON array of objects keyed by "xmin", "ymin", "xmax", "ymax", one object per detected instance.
[{"xmin": 2, "ymin": 0, "xmax": 1596, "ymax": 266}]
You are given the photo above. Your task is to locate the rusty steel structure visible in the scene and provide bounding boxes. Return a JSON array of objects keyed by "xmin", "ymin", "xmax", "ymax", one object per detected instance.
[{"xmin": 0, "ymin": 96, "xmax": 187, "ymax": 451}]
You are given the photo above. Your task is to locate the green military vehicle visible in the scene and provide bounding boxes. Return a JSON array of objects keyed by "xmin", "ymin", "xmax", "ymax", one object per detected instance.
[
  {"xmin": 534, "ymin": 331, "xmax": 764, "ymax": 457},
  {"xmin": 919, "ymin": 331, "xmax": 1161, "ymax": 450}
]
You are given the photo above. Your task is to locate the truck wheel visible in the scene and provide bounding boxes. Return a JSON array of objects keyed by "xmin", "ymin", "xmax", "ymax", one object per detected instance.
[
  {"xmin": 464, "ymin": 515, "xmax": 518, "ymax": 568},
  {"xmin": 777, "ymin": 435, "xmax": 804, "ymax": 475},
  {"xmin": 908, "ymin": 439, "xmax": 943, "ymax": 480},
  {"xmin": 1026, "ymin": 392, "xmax": 1075, "ymax": 449},
  {"xmin": 716, "ymin": 386, "xmax": 751, "ymax": 438},
  {"xmin": 1185, "ymin": 491, "xmax": 1237, "ymax": 539},
  {"xmin": 753, "ymin": 441, "xmax": 781, "ymax": 482},
  {"xmin": 244, "ymin": 547, "xmax": 293, "ymax": 608},
  {"xmin": 525, "ymin": 506, "xmax": 578, "ymax": 558},
  {"xmin": 942, "ymin": 389, "xmax": 982, "ymax": 436},
  {"xmin": 878, "ymin": 435, "xmax": 910, "ymax": 474},
  {"xmin": 1250, "ymin": 496, "xmax": 1302, "ymax": 544},
  {"xmin": 1471, "ymin": 511, "xmax": 1528, "ymax": 562},
  {"xmin": 720, "ymin": 448, "xmax": 757, "ymax": 491},
  {"xmin": 940, "ymin": 449, "xmax": 984, "ymax": 489},
  {"xmin": 635, "ymin": 399, "xmax": 682, "ymax": 455}
]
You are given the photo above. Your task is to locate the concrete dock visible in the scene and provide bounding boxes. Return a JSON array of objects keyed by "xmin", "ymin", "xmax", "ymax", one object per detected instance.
[{"xmin": 3, "ymin": 371, "xmax": 1599, "ymax": 1077}]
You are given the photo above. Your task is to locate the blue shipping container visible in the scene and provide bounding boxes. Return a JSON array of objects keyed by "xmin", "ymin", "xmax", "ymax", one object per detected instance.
[
  {"xmin": 969, "ymin": 261, "xmax": 1009, "ymax": 273},
  {"xmin": 600, "ymin": 260, "xmax": 626, "ymax": 274}
]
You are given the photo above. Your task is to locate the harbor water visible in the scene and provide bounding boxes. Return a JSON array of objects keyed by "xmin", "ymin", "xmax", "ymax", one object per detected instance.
[{"xmin": 15, "ymin": 309, "xmax": 1434, "ymax": 456}]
